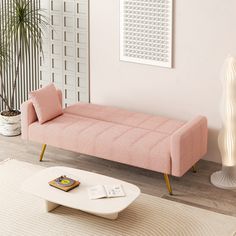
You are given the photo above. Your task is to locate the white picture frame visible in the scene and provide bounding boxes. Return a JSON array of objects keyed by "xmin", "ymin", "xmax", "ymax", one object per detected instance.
[{"xmin": 120, "ymin": 0, "xmax": 173, "ymax": 68}]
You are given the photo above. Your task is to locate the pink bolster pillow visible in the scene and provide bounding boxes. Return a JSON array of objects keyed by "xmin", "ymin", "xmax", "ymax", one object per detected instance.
[{"xmin": 29, "ymin": 83, "xmax": 63, "ymax": 124}]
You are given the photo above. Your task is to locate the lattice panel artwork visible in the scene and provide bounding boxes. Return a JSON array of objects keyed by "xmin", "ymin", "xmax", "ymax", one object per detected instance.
[
  {"xmin": 120, "ymin": 0, "xmax": 173, "ymax": 68},
  {"xmin": 40, "ymin": 0, "xmax": 89, "ymax": 107}
]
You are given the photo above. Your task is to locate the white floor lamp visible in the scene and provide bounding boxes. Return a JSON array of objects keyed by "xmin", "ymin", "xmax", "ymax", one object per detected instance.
[{"xmin": 211, "ymin": 56, "xmax": 236, "ymax": 189}]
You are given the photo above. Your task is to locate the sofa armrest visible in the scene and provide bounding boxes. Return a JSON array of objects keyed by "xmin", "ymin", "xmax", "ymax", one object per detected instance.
[
  {"xmin": 170, "ymin": 116, "xmax": 208, "ymax": 177},
  {"xmin": 20, "ymin": 100, "xmax": 37, "ymax": 140}
]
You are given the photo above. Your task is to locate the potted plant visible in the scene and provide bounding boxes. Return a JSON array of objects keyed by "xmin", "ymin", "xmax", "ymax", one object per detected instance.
[
  {"xmin": 0, "ymin": 0, "xmax": 47, "ymax": 136},
  {"xmin": 0, "ymin": 31, "xmax": 21, "ymax": 136}
]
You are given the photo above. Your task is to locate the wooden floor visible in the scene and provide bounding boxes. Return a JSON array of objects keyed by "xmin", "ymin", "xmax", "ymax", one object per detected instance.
[{"xmin": 0, "ymin": 135, "xmax": 236, "ymax": 217}]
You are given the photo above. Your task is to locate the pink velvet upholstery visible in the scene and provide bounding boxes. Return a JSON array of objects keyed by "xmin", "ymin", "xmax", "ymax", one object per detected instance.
[
  {"xmin": 21, "ymin": 92, "xmax": 208, "ymax": 177},
  {"xmin": 28, "ymin": 113, "xmax": 172, "ymax": 174},
  {"xmin": 171, "ymin": 116, "xmax": 208, "ymax": 176},
  {"xmin": 64, "ymin": 103, "xmax": 185, "ymax": 133},
  {"xmin": 21, "ymin": 101, "xmax": 37, "ymax": 140},
  {"xmin": 29, "ymin": 84, "xmax": 63, "ymax": 124}
]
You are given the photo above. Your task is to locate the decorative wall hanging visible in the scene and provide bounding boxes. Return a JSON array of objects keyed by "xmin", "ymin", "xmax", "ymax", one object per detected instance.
[
  {"xmin": 40, "ymin": 0, "xmax": 89, "ymax": 107},
  {"xmin": 120, "ymin": 0, "xmax": 173, "ymax": 68}
]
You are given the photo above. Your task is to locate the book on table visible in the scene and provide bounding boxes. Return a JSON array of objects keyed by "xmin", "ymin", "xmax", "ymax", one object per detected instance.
[{"xmin": 88, "ymin": 184, "xmax": 125, "ymax": 200}]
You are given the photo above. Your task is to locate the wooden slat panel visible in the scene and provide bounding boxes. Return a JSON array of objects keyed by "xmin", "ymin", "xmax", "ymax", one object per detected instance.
[{"xmin": 0, "ymin": 0, "xmax": 39, "ymax": 111}]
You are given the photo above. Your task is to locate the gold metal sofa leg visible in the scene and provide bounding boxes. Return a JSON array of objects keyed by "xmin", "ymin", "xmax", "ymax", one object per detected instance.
[
  {"xmin": 192, "ymin": 164, "xmax": 197, "ymax": 173},
  {"xmin": 164, "ymin": 174, "xmax": 173, "ymax": 195},
  {"xmin": 39, "ymin": 144, "xmax": 47, "ymax": 162}
]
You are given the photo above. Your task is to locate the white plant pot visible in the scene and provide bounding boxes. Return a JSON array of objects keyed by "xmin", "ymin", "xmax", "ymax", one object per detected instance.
[{"xmin": 0, "ymin": 111, "xmax": 21, "ymax": 136}]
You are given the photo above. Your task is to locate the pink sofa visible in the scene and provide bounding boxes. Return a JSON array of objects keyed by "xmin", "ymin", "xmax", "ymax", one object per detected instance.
[{"xmin": 21, "ymin": 90, "xmax": 208, "ymax": 194}]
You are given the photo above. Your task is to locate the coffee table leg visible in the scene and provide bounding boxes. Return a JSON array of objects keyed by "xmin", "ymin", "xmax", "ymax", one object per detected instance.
[
  {"xmin": 44, "ymin": 200, "xmax": 60, "ymax": 212},
  {"xmin": 43, "ymin": 201, "xmax": 118, "ymax": 220},
  {"xmin": 94, "ymin": 212, "xmax": 118, "ymax": 220}
]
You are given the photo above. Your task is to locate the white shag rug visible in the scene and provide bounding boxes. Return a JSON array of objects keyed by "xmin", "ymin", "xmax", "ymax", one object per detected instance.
[{"xmin": 0, "ymin": 159, "xmax": 236, "ymax": 236}]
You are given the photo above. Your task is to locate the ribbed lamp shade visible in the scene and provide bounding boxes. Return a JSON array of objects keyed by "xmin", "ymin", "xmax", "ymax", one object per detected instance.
[{"xmin": 211, "ymin": 56, "xmax": 236, "ymax": 189}]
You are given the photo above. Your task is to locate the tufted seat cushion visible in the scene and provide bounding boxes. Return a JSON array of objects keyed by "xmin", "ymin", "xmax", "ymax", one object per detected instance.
[
  {"xmin": 29, "ymin": 113, "xmax": 172, "ymax": 174},
  {"xmin": 64, "ymin": 103, "xmax": 186, "ymax": 135}
]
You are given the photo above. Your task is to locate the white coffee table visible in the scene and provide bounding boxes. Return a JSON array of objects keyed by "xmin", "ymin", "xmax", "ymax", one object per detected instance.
[{"xmin": 21, "ymin": 166, "xmax": 140, "ymax": 220}]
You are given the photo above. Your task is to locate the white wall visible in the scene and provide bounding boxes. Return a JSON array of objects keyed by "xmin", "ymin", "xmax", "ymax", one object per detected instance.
[{"xmin": 90, "ymin": 0, "xmax": 236, "ymax": 163}]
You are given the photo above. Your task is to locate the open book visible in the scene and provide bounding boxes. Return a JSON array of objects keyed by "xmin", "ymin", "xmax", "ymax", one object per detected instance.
[{"xmin": 88, "ymin": 184, "xmax": 125, "ymax": 200}]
